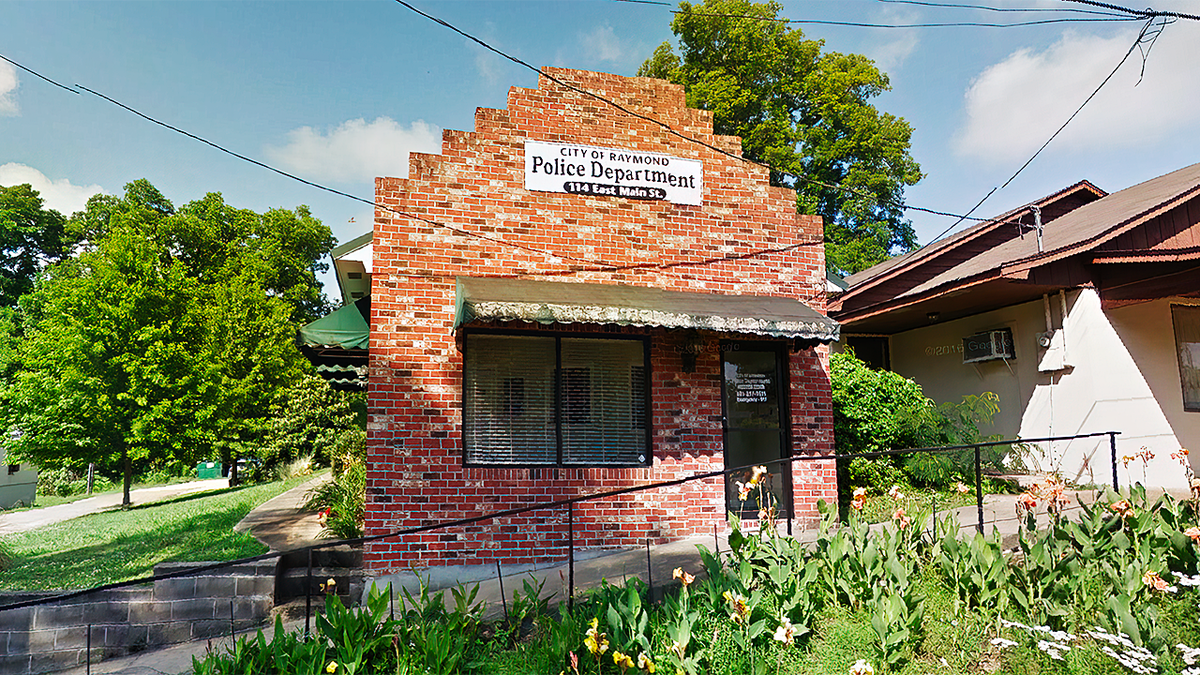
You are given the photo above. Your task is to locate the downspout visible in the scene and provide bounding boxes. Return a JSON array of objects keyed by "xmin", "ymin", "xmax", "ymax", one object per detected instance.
[{"xmin": 1032, "ymin": 205, "xmax": 1044, "ymax": 253}]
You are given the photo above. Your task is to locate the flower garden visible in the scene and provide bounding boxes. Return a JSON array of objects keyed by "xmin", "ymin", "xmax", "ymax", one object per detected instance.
[{"xmin": 191, "ymin": 455, "xmax": 1200, "ymax": 675}]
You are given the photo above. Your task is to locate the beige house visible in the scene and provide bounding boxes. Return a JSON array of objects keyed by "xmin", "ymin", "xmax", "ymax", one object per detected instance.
[{"xmin": 830, "ymin": 163, "xmax": 1200, "ymax": 489}]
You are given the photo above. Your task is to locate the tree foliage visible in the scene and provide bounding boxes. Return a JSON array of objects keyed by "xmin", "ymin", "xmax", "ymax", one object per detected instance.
[
  {"xmin": 8, "ymin": 226, "xmax": 215, "ymax": 504},
  {"xmin": 638, "ymin": 0, "xmax": 924, "ymax": 274},
  {"xmin": 5, "ymin": 180, "xmax": 336, "ymax": 503},
  {"xmin": 0, "ymin": 184, "xmax": 72, "ymax": 308}
]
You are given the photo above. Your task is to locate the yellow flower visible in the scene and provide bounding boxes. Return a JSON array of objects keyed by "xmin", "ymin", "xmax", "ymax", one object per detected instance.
[
  {"xmin": 735, "ymin": 481, "xmax": 751, "ymax": 501},
  {"xmin": 325, "ymin": 661, "xmax": 338, "ymax": 674},
  {"xmin": 723, "ymin": 590, "xmax": 749, "ymax": 624},
  {"xmin": 638, "ymin": 652, "xmax": 657, "ymax": 672},
  {"xmin": 585, "ymin": 618, "xmax": 610, "ymax": 656},
  {"xmin": 613, "ymin": 650, "xmax": 634, "ymax": 671},
  {"xmin": 320, "ymin": 577, "xmax": 337, "ymax": 593}
]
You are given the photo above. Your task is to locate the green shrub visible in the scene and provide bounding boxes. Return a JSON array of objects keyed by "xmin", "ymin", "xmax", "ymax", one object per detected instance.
[
  {"xmin": 831, "ymin": 350, "xmax": 1005, "ymax": 492},
  {"xmin": 261, "ymin": 375, "xmax": 364, "ymax": 473},
  {"xmin": 304, "ymin": 454, "xmax": 365, "ymax": 540},
  {"xmin": 35, "ymin": 466, "xmax": 116, "ymax": 497}
]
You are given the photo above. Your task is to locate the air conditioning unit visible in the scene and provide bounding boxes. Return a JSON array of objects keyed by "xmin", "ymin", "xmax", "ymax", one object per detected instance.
[{"xmin": 962, "ymin": 328, "xmax": 1015, "ymax": 364}]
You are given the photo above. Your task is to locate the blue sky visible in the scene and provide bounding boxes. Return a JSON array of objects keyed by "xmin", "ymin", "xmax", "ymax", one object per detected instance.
[{"xmin": 2, "ymin": 0, "xmax": 1198, "ymax": 295}]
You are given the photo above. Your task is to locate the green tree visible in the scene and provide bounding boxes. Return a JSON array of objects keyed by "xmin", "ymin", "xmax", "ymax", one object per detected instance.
[
  {"xmin": 5, "ymin": 180, "xmax": 336, "ymax": 498},
  {"xmin": 638, "ymin": 0, "xmax": 923, "ymax": 274},
  {"xmin": 0, "ymin": 184, "xmax": 72, "ymax": 308},
  {"xmin": 7, "ymin": 227, "xmax": 216, "ymax": 505}
]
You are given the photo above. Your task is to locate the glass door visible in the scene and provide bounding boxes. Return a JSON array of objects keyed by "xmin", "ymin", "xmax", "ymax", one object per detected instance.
[{"xmin": 721, "ymin": 344, "xmax": 791, "ymax": 515}]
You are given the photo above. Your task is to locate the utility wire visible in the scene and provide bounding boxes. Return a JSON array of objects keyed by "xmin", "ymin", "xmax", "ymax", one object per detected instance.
[
  {"xmin": 3, "ymin": 46, "xmax": 831, "ymax": 277},
  {"xmin": 1063, "ymin": 0, "xmax": 1200, "ymax": 22},
  {"xmin": 0, "ymin": 53, "xmax": 78, "ymax": 96},
  {"xmin": 74, "ymin": 84, "xmax": 614, "ymax": 270},
  {"xmin": 394, "ymin": 0, "xmax": 985, "ymax": 226},
  {"xmin": 609, "ymin": 0, "xmax": 1132, "ymax": 26},
  {"xmin": 877, "ymin": 0, "xmax": 1126, "ymax": 16},
  {"xmin": 926, "ymin": 15, "xmax": 1165, "ymax": 244}
]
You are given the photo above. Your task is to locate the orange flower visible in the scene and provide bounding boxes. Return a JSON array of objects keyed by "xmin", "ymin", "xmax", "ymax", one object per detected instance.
[
  {"xmin": 672, "ymin": 567, "xmax": 694, "ymax": 587},
  {"xmin": 892, "ymin": 507, "xmax": 911, "ymax": 530},
  {"xmin": 749, "ymin": 465, "xmax": 768, "ymax": 486},
  {"xmin": 850, "ymin": 487, "xmax": 867, "ymax": 511},
  {"xmin": 1018, "ymin": 492, "xmax": 1038, "ymax": 510},
  {"xmin": 1185, "ymin": 526, "xmax": 1200, "ymax": 543},
  {"xmin": 955, "ymin": 481, "xmax": 971, "ymax": 494},
  {"xmin": 1143, "ymin": 570, "xmax": 1169, "ymax": 592},
  {"xmin": 1110, "ymin": 499, "xmax": 1134, "ymax": 518}
]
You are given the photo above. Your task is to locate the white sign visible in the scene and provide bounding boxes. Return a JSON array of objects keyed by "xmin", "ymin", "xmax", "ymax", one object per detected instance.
[{"xmin": 524, "ymin": 141, "xmax": 703, "ymax": 206}]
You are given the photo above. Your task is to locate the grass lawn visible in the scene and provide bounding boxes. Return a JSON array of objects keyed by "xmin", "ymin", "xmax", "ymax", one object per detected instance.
[{"xmin": 0, "ymin": 474, "xmax": 310, "ymax": 590}]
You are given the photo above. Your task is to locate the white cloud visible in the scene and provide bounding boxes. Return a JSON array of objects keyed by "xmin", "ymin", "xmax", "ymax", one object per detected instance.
[
  {"xmin": 580, "ymin": 25, "xmax": 626, "ymax": 64},
  {"xmin": 476, "ymin": 50, "xmax": 503, "ymax": 86},
  {"xmin": 0, "ymin": 61, "xmax": 18, "ymax": 116},
  {"xmin": 865, "ymin": 8, "xmax": 919, "ymax": 72},
  {"xmin": 264, "ymin": 117, "xmax": 442, "ymax": 183},
  {"xmin": 0, "ymin": 164, "xmax": 105, "ymax": 215},
  {"xmin": 955, "ymin": 26, "xmax": 1200, "ymax": 163}
]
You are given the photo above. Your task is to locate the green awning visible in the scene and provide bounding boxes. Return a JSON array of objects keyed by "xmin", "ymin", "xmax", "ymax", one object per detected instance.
[
  {"xmin": 298, "ymin": 296, "xmax": 370, "ymax": 350},
  {"xmin": 454, "ymin": 277, "xmax": 840, "ymax": 342}
]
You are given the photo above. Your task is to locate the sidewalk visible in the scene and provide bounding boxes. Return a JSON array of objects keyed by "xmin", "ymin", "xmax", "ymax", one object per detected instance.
[
  {"xmin": 0, "ymin": 479, "xmax": 231, "ymax": 536},
  {"xmin": 50, "ymin": 484, "xmax": 1176, "ymax": 675}
]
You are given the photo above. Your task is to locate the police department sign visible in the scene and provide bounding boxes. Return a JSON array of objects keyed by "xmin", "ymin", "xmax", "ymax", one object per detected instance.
[{"xmin": 524, "ymin": 141, "xmax": 703, "ymax": 206}]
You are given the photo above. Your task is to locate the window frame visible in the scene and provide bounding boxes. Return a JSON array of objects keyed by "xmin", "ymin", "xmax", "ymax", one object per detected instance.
[
  {"xmin": 1172, "ymin": 304, "xmax": 1200, "ymax": 413},
  {"xmin": 461, "ymin": 328, "xmax": 653, "ymax": 468}
]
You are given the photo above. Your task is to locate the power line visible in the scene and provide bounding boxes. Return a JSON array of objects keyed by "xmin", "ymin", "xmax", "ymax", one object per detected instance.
[
  {"xmin": 1063, "ymin": 0, "xmax": 1200, "ymax": 22},
  {"xmin": 73, "ymin": 85, "xmax": 613, "ymax": 270},
  {"xmin": 877, "ymin": 0, "xmax": 1126, "ymax": 16},
  {"xmin": 613, "ymin": 0, "xmax": 1138, "ymax": 27},
  {"xmin": 4, "ymin": 69, "xmax": 825, "ymax": 280},
  {"xmin": 0, "ymin": 54, "xmax": 78, "ymax": 96},
  {"xmin": 927, "ymin": 15, "xmax": 1166, "ymax": 244},
  {"xmin": 394, "ymin": 0, "xmax": 987, "ymax": 228}
]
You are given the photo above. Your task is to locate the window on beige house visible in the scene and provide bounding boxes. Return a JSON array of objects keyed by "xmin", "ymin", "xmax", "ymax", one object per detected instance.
[{"xmin": 1173, "ymin": 305, "xmax": 1200, "ymax": 412}]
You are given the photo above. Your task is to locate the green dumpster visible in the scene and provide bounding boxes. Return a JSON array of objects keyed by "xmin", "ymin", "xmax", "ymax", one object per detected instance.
[{"xmin": 196, "ymin": 461, "xmax": 223, "ymax": 479}]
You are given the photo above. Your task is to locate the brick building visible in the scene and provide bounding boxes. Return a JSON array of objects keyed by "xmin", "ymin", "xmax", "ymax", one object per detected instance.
[{"xmin": 362, "ymin": 68, "xmax": 839, "ymax": 577}]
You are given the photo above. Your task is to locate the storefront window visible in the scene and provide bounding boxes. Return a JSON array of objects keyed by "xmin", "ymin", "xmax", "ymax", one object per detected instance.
[{"xmin": 463, "ymin": 333, "xmax": 650, "ymax": 466}]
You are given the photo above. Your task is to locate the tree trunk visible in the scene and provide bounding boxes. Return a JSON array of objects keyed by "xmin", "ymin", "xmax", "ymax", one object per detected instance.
[{"xmin": 122, "ymin": 446, "xmax": 132, "ymax": 507}]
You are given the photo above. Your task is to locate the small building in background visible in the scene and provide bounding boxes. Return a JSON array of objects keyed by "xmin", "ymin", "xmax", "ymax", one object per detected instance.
[
  {"xmin": 349, "ymin": 68, "xmax": 838, "ymax": 582},
  {"xmin": 830, "ymin": 164, "xmax": 1200, "ymax": 489},
  {"xmin": 0, "ymin": 448, "xmax": 36, "ymax": 509}
]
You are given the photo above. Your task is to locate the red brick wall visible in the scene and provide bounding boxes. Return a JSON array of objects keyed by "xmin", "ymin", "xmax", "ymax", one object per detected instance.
[{"xmin": 365, "ymin": 69, "xmax": 835, "ymax": 574}]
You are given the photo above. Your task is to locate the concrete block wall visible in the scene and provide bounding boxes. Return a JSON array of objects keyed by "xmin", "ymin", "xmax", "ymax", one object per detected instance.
[
  {"xmin": 0, "ymin": 560, "xmax": 275, "ymax": 675},
  {"xmin": 366, "ymin": 68, "xmax": 836, "ymax": 575}
]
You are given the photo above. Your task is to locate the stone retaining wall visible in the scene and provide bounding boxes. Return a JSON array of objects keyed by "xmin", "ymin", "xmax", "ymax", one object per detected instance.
[{"xmin": 0, "ymin": 560, "xmax": 275, "ymax": 674}]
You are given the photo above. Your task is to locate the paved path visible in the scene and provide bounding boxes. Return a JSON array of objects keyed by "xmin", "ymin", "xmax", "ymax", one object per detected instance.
[
  {"xmin": 233, "ymin": 471, "xmax": 330, "ymax": 551},
  {"xmin": 0, "ymin": 479, "xmax": 231, "ymax": 536},
  {"xmin": 50, "ymin": 483, "xmax": 1193, "ymax": 675}
]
